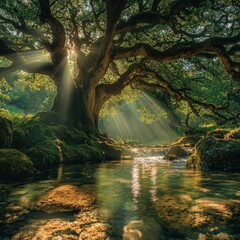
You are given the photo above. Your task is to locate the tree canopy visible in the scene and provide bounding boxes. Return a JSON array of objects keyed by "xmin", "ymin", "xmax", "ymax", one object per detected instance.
[{"xmin": 0, "ymin": 0, "xmax": 240, "ymax": 132}]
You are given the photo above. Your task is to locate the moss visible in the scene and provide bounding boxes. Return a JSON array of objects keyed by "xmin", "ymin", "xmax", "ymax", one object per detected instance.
[
  {"xmin": 0, "ymin": 116, "xmax": 13, "ymax": 148},
  {"xmin": 46, "ymin": 125, "xmax": 88, "ymax": 145},
  {"xmin": 12, "ymin": 122, "xmax": 47, "ymax": 149},
  {"xmin": 0, "ymin": 149, "xmax": 35, "ymax": 179},
  {"xmin": 60, "ymin": 143, "xmax": 103, "ymax": 164},
  {"xmin": 32, "ymin": 111, "xmax": 64, "ymax": 125},
  {"xmin": 11, "ymin": 127, "xmax": 27, "ymax": 149},
  {"xmin": 187, "ymin": 136, "xmax": 240, "ymax": 171},
  {"xmin": 26, "ymin": 140, "xmax": 63, "ymax": 169}
]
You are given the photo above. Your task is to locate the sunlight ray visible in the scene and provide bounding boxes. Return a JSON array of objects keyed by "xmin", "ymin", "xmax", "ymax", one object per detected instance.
[{"xmin": 100, "ymin": 92, "xmax": 179, "ymax": 144}]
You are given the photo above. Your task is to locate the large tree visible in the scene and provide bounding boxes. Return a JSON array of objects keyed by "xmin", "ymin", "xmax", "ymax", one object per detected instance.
[{"xmin": 0, "ymin": 0, "xmax": 240, "ymax": 133}]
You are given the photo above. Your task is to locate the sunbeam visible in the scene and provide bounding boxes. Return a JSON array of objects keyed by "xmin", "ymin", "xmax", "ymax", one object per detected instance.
[{"xmin": 100, "ymin": 92, "xmax": 179, "ymax": 144}]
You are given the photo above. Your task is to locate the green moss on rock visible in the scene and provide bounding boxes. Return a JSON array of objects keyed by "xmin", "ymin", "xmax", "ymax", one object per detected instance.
[
  {"xmin": 60, "ymin": 143, "xmax": 103, "ymax": 164},
  {"xmin": 187, "ymin": 136, "xmax": 240, "ymax": 171},
  {"xmin": 32, "ymin": 111, "xmax": 64, "ymax": 125},
  {"xmin": 47, "ymin": 125, "xmax": 88, "ymax": 144},
  {"xmin": 26, "ymin": 140, "xmax": 63, "ymax": 169},
  {"xmin": 0, "ymin": 149, "xmax": 35, "ymax": 178},
  {"xmin": 0, "ymin": 116, "xmax": 13, "ymax": 148}
]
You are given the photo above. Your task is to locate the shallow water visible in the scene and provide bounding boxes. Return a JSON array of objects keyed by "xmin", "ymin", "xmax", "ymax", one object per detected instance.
[{"xmin": 0, "ymin": 153, "xmax": 240, "ymax": 239}]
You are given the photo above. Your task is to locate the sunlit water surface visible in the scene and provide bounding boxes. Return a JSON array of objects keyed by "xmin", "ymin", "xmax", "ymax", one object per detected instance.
[{"xmin": 0, "ymin": 154, "xmax": 240, "ymax": 239}]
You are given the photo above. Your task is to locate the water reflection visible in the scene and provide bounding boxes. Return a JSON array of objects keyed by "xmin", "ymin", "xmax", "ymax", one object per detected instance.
[
  {"xmin": 1, "ymin": 157, "xmax": 240, "ymax": 239},
  {"xmin": 132, "ymin": 161, "xmax": 140, "ymax": 208}
]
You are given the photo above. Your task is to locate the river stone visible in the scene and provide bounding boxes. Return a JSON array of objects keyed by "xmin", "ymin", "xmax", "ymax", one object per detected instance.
[
  {"xmin": 34, "ymin": 185, "xmax": 95, "ymax": 213},
  {"xmin": 155, "ymin": 195, "xmax": 240, "ymax": 237},
  {"xmin": 198, "ymin": 232, "xmax": 240, "ymax": 240},
  {"xmin": 163, "ymin": 145, "xmax": 188, "ymax": 160},
  {"xmin": 12, "ymin": 210, "xmax": 112, "ymax": 240}
]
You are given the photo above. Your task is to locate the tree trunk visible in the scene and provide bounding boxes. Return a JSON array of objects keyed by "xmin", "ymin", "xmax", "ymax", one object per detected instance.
[{"xmin": 52, "ymin": 79, "xmax": 99, "ymax": 134}]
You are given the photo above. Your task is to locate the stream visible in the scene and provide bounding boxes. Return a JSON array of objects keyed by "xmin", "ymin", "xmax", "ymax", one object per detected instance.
[{"xmin": 0, "ymin": 150, "xmax": 240, "ymax": 239}]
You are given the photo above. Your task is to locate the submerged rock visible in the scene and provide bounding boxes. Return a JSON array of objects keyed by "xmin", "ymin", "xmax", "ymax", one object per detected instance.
[
  {"xmin": 13, "ymin": 218, "xmax": 112, "ymax": 240},
  {"xmin": 0, "ymin": 149, "xmax": 35, "ymax": 179},
  {"xmin": 163, "ymin": 145, "xmax": 188, "ymax": 160},
  {"xmin": 0, "ymin": 116, "xmax": 13, "ymax": 148},
  {"xmin": 155, "ymin": 195, "xmax": 240, "ymax": 238},
  {"xmin": 187, "ymin": 137, "xmax": 240, "ymax": 171},
  {"xmin": 198, "ymin": 232, "xmax": 240, "ymax": 240},
  {"xmin": 34, "ymin": 185, "xmax": 95, "ymax": 213}
]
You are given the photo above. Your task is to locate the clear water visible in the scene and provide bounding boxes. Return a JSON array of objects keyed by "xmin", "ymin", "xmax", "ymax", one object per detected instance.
[{"xmin": 0, "ymin": 154, "xmax": 240, "ymax": 239}]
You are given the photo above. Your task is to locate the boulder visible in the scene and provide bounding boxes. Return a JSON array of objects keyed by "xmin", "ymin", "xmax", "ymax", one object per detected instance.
[
  {"xmin": 34, "ymin": 185, "xmax": 95, "ymax": 213},
  {"xmin": 164, "ymin": 145, "xmax": 188, "ymax": 160},
  {"xmin": 0, "ymin": 116, "xmax": 13, "ymax": 148},
  {"xmin": 0, "ymin": 149, "xmax": 35, "ymax": 179},
  {"xmin": 187, "ymin": 137, "xmax": 240, "ymax": 171}
]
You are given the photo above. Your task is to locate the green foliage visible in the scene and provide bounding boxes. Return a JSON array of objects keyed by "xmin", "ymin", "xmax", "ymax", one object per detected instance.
[{"xmin": 0, "ymin": 149, "xmax": 35, "ymax": 179}]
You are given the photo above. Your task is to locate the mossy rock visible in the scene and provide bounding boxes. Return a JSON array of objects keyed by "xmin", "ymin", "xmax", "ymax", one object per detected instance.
[
  {"xmin": 0, "ymin": 149, "xmax": 35, "ymax": 179},
  {"xmin": 187, "ymin": 137, "xmax": 240, "ymax": 171},
  {"xmin": 0, "ymin": 116, "xmax": 13, "ymax": 148},
  {"xmin": 60, "ymin": 143, "xmax": 104, "ymax": 164},
  {"xmin": 224, "ymin": 129, "xmax": 240, "ymax": 140},
  {"xmin": 47, "ymin": 125, "xmax": 88, "ymax": 144},
  {"xmin": 26, "ymin": 140, "xmax": 63, "ymax": 169},
  {"xmin": 207, "ymin": 129, "xmax": 229, "ymax": 139},
  {"xmin": 164, "ymin": 145, "xmax": 188, "ymax": 160}
]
